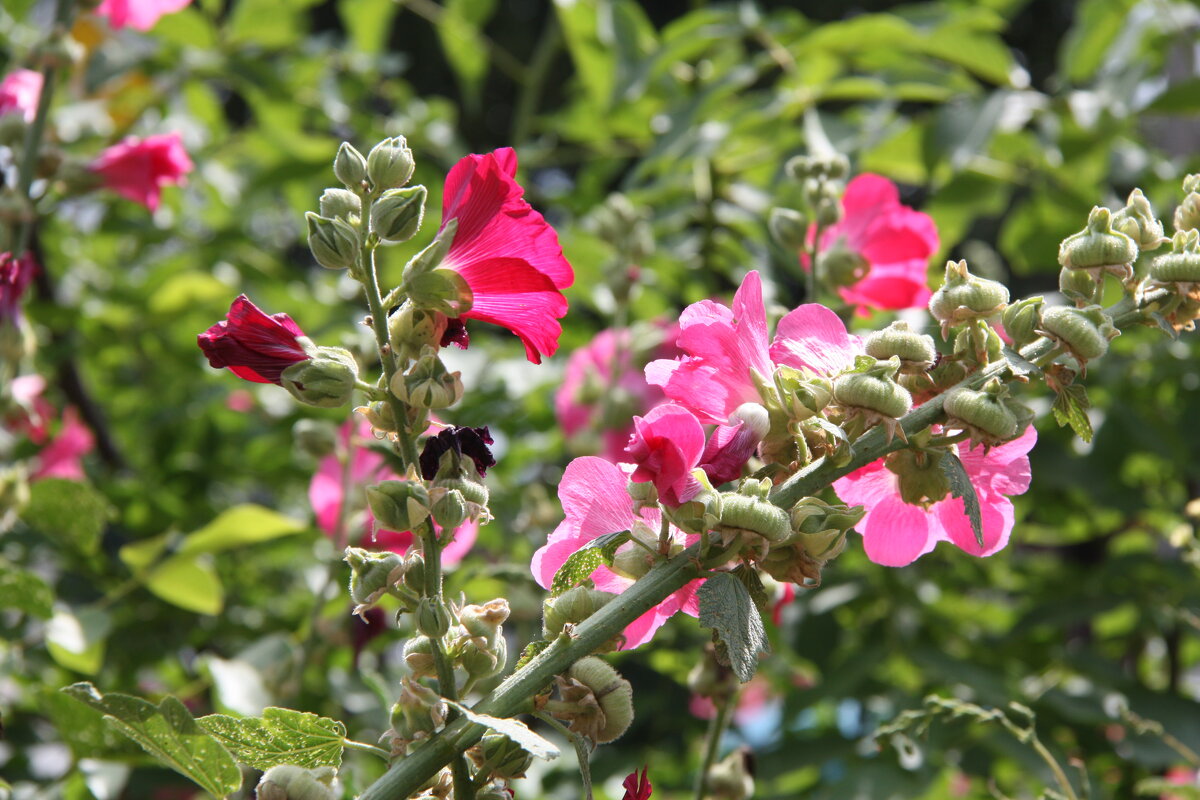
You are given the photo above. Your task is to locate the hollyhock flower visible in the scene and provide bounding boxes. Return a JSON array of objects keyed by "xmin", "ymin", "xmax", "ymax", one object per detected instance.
[
  {"xmin": 810, "ymin": 174, "xmax": 939, "ymax": 314},
  {"xmin": 531, "ymin": 457, "xmax": 703, "ymax": 649},
  {"xmin": 1162, "ymin": 766, "xmax": 1200, "ymax": 800},
  {"xmin": 7, "ymin": 375, "xmax": 53, "ymax": 443},
  {"xmin": 0, "ymin": 70, "xmax": 43, "ymax": 123},
  {"xmin": 621, "ymin": 767, "xmax": 652, "ymax": 800},
  {"xmin": 198, "ymin": 295, "xmax": 311, "ymax": 385},
  {"xmin": 309, "ymin": 420, "xmax": 476, "ymax": 564},
  {"xmin": 32, "ymin": 407, "xmax": 95, "ymax": 481},
  {"xmin": 625, "ymin": 405, "xmax": 706, "ymax": 506},
  {"xmin": 438, "ymin": 147, "xmax": 573, "ymax": 364},
  {"xmin": 1, "ymin": 251, "xmax": 37, "ymax": 325},
  {"xmin": 93, "ymin": 0, "xmax": 192, "ymax": 31},
  {"xmin": 418, "ymin": 425, "xmax": 495, "ymax": 480},
  {"xmin": 833, "ymin": 426, "xmax": 1037, "ymax": 566},
  {"xmin": 90, "ymin": 132, "xmax": 193, "ymax": 211}
]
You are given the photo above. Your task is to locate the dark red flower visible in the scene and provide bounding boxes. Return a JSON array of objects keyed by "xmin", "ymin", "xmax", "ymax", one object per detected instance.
[
  {"xmin": 622, "ymin": 767, "xmax": 652, "ymax": 800},
  {"xmin": 439, "ymin": 148, "xmax": 573, "ymax": 364},
  {"xmin": 0, "ymin": 251, "xmax": 37, "ymax": 324},
  {"xmin": 198, "ymin": 295, "xmax": 311, "ymax": 384},
  {"xmin": 419, "ymin": 426, "xmax": 495, "ymax": 480}
]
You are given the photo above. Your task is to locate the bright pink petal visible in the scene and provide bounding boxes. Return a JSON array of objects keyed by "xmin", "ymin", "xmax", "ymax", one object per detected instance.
[
  {"xmin": 457, "ymin": 257, "xmax": 567, "ymax": 363},
  {"xmin": 769, "ymin": 303, "xmax": 864, "ymax": 375},
  {"xmin": 934, "ymin": 488, "xmax": 1014, "ymax": 558},
  {"xmin": 839, "ymin": 270, "xmax": 932, "ymax": 315},
  {"xmin": 0, "ymin": 70, "xmax": 43, "ymax": 123},
  {"xmin": 626, "ymin": 405, "xmax": 705, "ymax": 506},
  {"xmin": 90, "ymin": 133, "xmax": 192, "ymax": 211},
  {"xmin": 32, "ymin": 408, "xmax": 94, "ymax": 482},
  {"xmin": 960, "ymin": 426, "xmax": 1037, "ymax": 495},
  {"xmin": 834, "ymin": 460, "xmax": 937, "ymax": 567},
  {"xmin": 94, "ymin": 0, "xmax": 192, "ymax": 30},
  {"xmin": 309, "ymin": 456, "xmax": 344, "ymax": 536}
]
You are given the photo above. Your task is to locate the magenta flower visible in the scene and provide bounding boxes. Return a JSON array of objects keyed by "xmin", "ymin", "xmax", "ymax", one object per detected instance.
[
  {"xmin": 90, "ymin": 133, "xmax": 193, "ymax": 211},
  {"xmin": 309, "ymin": 420, "xmax": 476, "ymax": 564},
  {"xmin": 32, "ymin": 408, "xmax": 95, "ymax": 482},
  {"xmin": 1, "ymin": 251, "xmax": 37, "ymax": 325},
  {"xmin": 811, "ymin": 174, "xmax": 939, "ymax": 315},
  {"xmin": 93, "ymin": 0, "xmax": 192, "ymax": 30},
  {"xmin": 0, "ymin": 70, "xmax": 43, "ymax": 123},
  {"xmin": 621, "ymin": 767, "xmax": 652, "ymax": 800},
  {"xmin": 198, "ymin": 295, "xmax": 312, "ymax": 385},
  {"xmin": 833, "ymin": 426, "xmax": 1037, "ymax": 566},
  {"xmin": 531, "ymin": 457, "xmax": 703, "ymax": 649},
  {"xmin": 626, "ymin": 404, "xmax": 706, "ymax": 506},
  {"xmin": 439, "ymin": 148, "xmax": 574, "ymax": 364}
]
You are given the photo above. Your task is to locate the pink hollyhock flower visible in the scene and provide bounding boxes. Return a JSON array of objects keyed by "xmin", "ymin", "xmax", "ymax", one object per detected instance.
[
  {"xmin": 198, "ymin": 295, "xmax": 311, "ymax": 385},
  {"xmin": 810, "ymin": 174, "xmax": 939, "ymax": 314},
  {"xmin": 531, "ymin": 457, "xmax": 703, "ymax": 649},
  {"xmin": 621, "ymin": 767, "xmax": 652, "ymax": 800},
  {"xmin": 32, "ymin": 407, "xmax": 95, "ymax": 481},
  {"xmin": 438, "ymin": 147, "xmax": 573, "ymax": 364},
  {"xmin": 7, "ymin": 375, "xmax": 53, "ymax": 443},
  {"xmin": 1, "ymin": 251, "xmax": 37, "ymax": 325},
  {"xmin": 1162, "ymin": 766, "xmax": 1199, "ymax": 800},
  {"xmin": 689, "ymin": 674, "xmax": 775, "ymax": 727},
  {"xmin": 93, "ymin": 0, "xmax": 192, "ymax": 31},
  {"xmin": 833, "ymin": 426, "xmax": 1036, "ymax": 566},
  {"xmin": 625, "ymin": 404, "xmax": 706, "ymax": 506},
  {"xmin": 309, "ymin": 420, "xmax": 476, "ymax": 564},
  {"xmin": 90, "ymin": 133, "xmax": 193, "ymax": 211},
  {"xmin": 0, "ymin": 70, "xmax": 43, "ymax": 123}
]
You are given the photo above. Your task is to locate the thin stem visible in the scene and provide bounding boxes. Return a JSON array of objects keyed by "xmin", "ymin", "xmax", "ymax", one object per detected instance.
[
  {"xmin": 510, "ymin": 12, "xmax": 561, "ymax": 144},
  {"xmin": 1030, "ymin": 735, "xmax": 1079, "ymax": 800},
  {"xmin": 694, "ymin": 693, "xmax": 737, "ymax": 800},
  {"xmin": 342, "ymin": 738, "xmax": 392, "ymax": 761},
  {"xmin": 805, "ymin": 219, "xmax": 824, "ymax": 303}
]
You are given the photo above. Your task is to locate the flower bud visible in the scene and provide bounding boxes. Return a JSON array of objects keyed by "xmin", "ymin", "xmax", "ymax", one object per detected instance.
[
  {"xmin": 318, "ymin": 187, "xmax": 362, "ymax": 221},
  {"xmin": 1175, "ymin": 175, "xmax": 1200, "ymax": 233},
  {"xmin": 366, "ymin": 480, "xmax": 431, "ymax": 533},
  {"xmin": 768, "ymin": 207, "xmax": 808, "ymax": 251},
  {"xmin": 460, "ymin": 599, "xmax": 510, "ymax": 643},
  {"xmin": 543, "ymin": 586, "xmax": 617, "ymax": 639},
  {"xmin": 390, "ymin": 677, "xmax": 445, "ymax": 745},
  {"xmin": 716, "ymin": 479, "xmax": 791, "ymax": 543},
  {"xmin": 388, "ymin": 305, "xmax": 449, "ymax": 362},
  {"xmin": 371, "ymin": 186, "xmax": 427, "ymax": 244},
  {"xmin": 788, "ymin": 497, "xmax": 862, "ymax": 563},
  {"xmin": 334, "ymin": 142, "xmax": 369, "ymax": 188},
  {"xmin": 687, "ymin": 645, "xmax": 737, "ymax": 698},
  {"xmin": 306, "ymin": 212, "xmax": 360, "ymax": 270},
  {"xmin": 390, "ymin": 347, "xmax": 464, "ymax": 409},
  {"xmin": 815, "ymin": 237, "xmax": 869, "ymax": 288},
  {"xmin": 281, "ymin": 347, "xmax": 358, "ymax": 408},
  {"xmin": 403, "ymin": 635, "xmax": 437, "ymax": 678},
  {"xmin": 344, "ymin": 547, "xmax": 406, "ymax": 608},
  {"xmin": 256, "ymin": 765, "xmax": 337, "ymax": 800},
  {"xmin": 928, "ymin": 260, "xmax": 1009, "ymax": 337},
  {"xmin": 951, "ymin": 320, "xmax": 1003, "ymax": 367},
  {"xmin": 884, "ymin": 449, "xmax": 952, "ymax": 506},
  {"xmin": 944, "ymin": 378, "xmax": 1032, "ymax": 446},
  {"xmin": 833, "ymin": 356, "xmax": 912, "ymax": 420},
  {"xmin": 1038, "ymin": 304, "xmax": 1118, "ymax": 369},
  {"xmin": 416, "ymin": 597, "xmax": 454, "ymax": 638},
  {"xmin": 356, "ymin": 400, "xmax": 398, "ymax": 433},
  {"xmin": 626, "ymin": 479, "xmax": 659, "ymax": 510},
  {"xmin": 1057, "ymin": 206, "xmax": 1138, "ymax": 283},
  {"xmin": 769, "ymin": 366, "xmax": 832, "ymax": 421},
  {"xmin": 367, "ymin": 136, "xmax": 416, "ymax": 190},
  {"xmin": 1058, "ymin": 267, "xmax": 1101, "ymax": 307},
  {"xmin": 1112, "ymin": 188, "xmax": 1167, "ymax": 251},
  {"xmin": 455, "ymin": 631, "xmax": 507, "ymax": 681},
  {"xmin": 1001, "ymin": 296, "xmax": 1044, "ymax": 349},
  {"xmin": 405, "ymin": 268, "xmax": 473, "ymax": 317},
  {"xmin": 556, "ymin": 657, "xmax": 634, "ymax": 743},
  {"xmin": 708, "ymin": 747, "xmax": 756, "ymax": 800},
  {"xmin": 864, "ymin": 321, "xmax": 936, "ymax": 373},
  {"xmin": 1149, "ymin": 229, "xmax": 1200, "ymax": 284},
  {"xmin": 474, "ymin": 734, "xmax": 534, "ymax": 780},
  {"xmin": 292, "ymin": 418, "xmax": 338, "ymax": 458},
  {"xmin": 432, "ymin": 476, "xmax": 489, "ymax": 519},
  {"xmin": 429, "ymin": 488, "xmax": 469, "ymax": 529}
]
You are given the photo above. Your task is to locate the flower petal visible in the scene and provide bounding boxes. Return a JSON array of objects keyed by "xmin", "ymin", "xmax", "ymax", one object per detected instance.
[{"xmin": 769, "ymin": 303, "xmax": 864, "ymax": 376}]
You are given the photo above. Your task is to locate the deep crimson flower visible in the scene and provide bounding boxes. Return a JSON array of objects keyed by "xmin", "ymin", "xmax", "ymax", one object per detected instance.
[
  {"xmin": 198, "ymin": 295, "xmax": 311, "ymax": 384},
  {"xmin": 439, "ymin": 148, "xmax": 573, "ymax": 363},
  {"xmin": 0, "ymin": 70, "xmax": 43, "ymax": 123},
  {"xmin": 621, "ymin": 767, "xmax": 652, "ymax": 800},
  {"xmin": 0, "ymin": 251, "xmax": 37, "ymax": 324},
  {"xmin": 93, "ymin": 0, "xmax": 192, "ymax": 30},
  {"xmin": 90, "ymin": 133, "xmax": 193, "ymax": 211},
  {"xmin": 419, "ymin": 426, "xmax": 495, "ymax": 480}
]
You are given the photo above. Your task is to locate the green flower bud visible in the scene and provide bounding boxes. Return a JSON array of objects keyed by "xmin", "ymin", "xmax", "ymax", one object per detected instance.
[
  {"xmin": 768, "ymin": 365, "xmax": 832, "ymax": 421},
  {"xmin": 387, "ymin": 305, "xmax": 448, "ymax": 362},
  {"xmin": 318, "ymin": 187, "xmax": 361, "ymax": 221},
  {"xmin": 626, "ymin": 479, "xmax": 659, "ymax": 510},
  {"xmin": 460, "ymin": 599, "xmax": 510, "ymax": 643},
  {"xmin": 1149, "ymin": 229, "xmax": 1200, "ymax": 284},
  {"xmin": 833, "ymin": 356, "xmax": 912, "ymax": 419},
  {"xmin": 928, "ymin": 260, "xmax": 1009, "ymax": 337},
  {"xmin": 367, "ymin": 136, "xmax": 415, "ymax": 190},
  {"xmin": 455, "ymin": 632, "xmax": 507, "ymax": 681},
  {"xmin": 403, "ymin": 635, "xmax": 437, "ymax": 678},
  {"xmin": 405, "ymin": 268, "xmax": 473, "ymax": 317},
  {"xmin": 333, "ymin": 142, "xmax": 369, "ymax": 188},
  {"xmin": 344, "ymin": 547, "xmax": 406, "ymax": 607},
  {"xmin": 475, "ymin": 734, "xmax": 534, "ymax": 780},
  {"xmin": 281, "ymin": 347, "xmax": 358, "ymax": 408},
  {"xmin": 416, "ymin": 597, "xmax": 454, "ymax": 638},
  {"xmin": 365, "ymin": 479, "xmax": 431, "ymax": 532},
  {"xmin": 1111, "ymin": 188, "xmax": 1167, "ymax": 252},
  {"xmin": 884, "ymin": 449, "xmax": 952, "ymax": 506},
  {"xmin": 429, "ymin": 488, "xmax": 469, "ymax": 529},
  {"xmin": 557, "ymin": 657, "xmax": 634, "ymax": 743},
  {"xmin": 389, "ymin": 677, "xmax": 445, "ymax": 744},
  {"xmin": 357, "ymin": 400, "xmax": 398, "ymax": 433},
  {"xmin": 1175, "ymin": 176, "xmax": 1200, "ymax": 233},
  {"xmin": 292, "ymin": 418, "xmax": 338, "ymax": 458},
  {"xmin": 371, "ymin": 186, "xmax": 427, "ymax": 244},
  {"xmin": 864, "ymin": 321, "xmax": 936, "ymax": 373},
  {"xmin": 708, "ymin": 747, "xmax": 756, "ymax": 800},
  {"xmin": 257, "ymin": 765, "xmax": 337, "ymax": 800},
  {"xmin": 1001, "ymin": 296, "xmax": 1045, "ymax": 349},
  {"xmin": 951, "ymin": 320, "xmax": 1003, "ymax": 367},
  {"xmin": 814, "ymin": 196, "xmax": 842, "ymax": 226},
  {"xmin": 768, "ymin": 207, "xmax": 808, "ymax": 251},
  {"xmin": 1057, "ymin": 206, "xmax": 1138, "ymax": 282},
  {"xmin": 306, "ymin": 212, "xmax": 360, "ymax": 270},
  {"xmin": 543, "ymin": 586, "xmax": 617, "ymax": 639},
  {"xmin": 1038, "ymin": 304, "xmax": 1118, "ymax": 368},
  {"xmin": 687, "ymin": 646, "xmax": 737, "ymax": 699},
  {"xmin": 390, "ymin": 347, "xmax": 464, "ymax": 409},
  {"xmin": 815, "ymin": 236, "xmax": 869, "ymax": 288},
  {"xmin": 716, "ymin": 479, "xmax": 791, "ymax": 543}
]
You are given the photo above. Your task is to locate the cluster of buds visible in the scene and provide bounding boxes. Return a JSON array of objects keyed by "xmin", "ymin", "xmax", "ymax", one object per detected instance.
[{"xmin": 770, "ymin": 153, "xmax": 854, "ymax": 284}]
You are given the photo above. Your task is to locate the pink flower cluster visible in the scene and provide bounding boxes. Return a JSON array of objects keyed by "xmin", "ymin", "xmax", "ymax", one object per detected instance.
[
  {"xmin": 91, "ymin": 133, "xmax": 193, "ymax": 212},
  {"xmin": 8, "ymin": 376, "xmax": 95, "ymax": 482},
  {"xmin": 0, "ymin": 70, "xmax": 43, "ymax": 123}
]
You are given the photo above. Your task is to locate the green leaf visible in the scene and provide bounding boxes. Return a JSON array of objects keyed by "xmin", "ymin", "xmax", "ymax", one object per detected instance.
[
  {"xmin": 46, "ymin": 608, "xmax": 111, "ymax": 675},
  {"xmin": 731, "ymin": 564, "xmax": 769, "ymax": 614},
  {"xmin": 697, "ymin": 572, "xmax": 769, "ymax": 683},
  {"xmin": 550, "ymin": 530, "xmax": 632, "ymax": 595},
  {"xmin": 445, "ymin": 701, "xmax": 559, "ymax": 761},
  {"xmin": 180, "ymin": 504, "xmax": 307, "ymax": 555},
  {"xmin": 197, "ymin": 707, "xmax": 346, "ymax": 770},
  {"xmin": 41, "ymin": 689, "xmax": 143, "ymax": 759},
  {"xmin": 62, "ymin": 683, "xmax": 242, "ymax": 799},
  {"xmin": 0, "ymin": 562, "xmax": 54, "ymax": 618},
  {"xmin": 141, "ymin": 554, "xmax": 224, "ymax": 616},
  {"xmin": 939, "ymin": 453, "xmax": 984, "ymax": 548},
  {"xmin": 1135, "ymin": 778, "xmax": 1200, "ymax": 798},
  {"xmin": 1052, "ymin": 384, "xmax": 1094, "ymax": 443},
  {"xmin": 22, "ymin": 479, "xmax": 110, "ymax": 556}
]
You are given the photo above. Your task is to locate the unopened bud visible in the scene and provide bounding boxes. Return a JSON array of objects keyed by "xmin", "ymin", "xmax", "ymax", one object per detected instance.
[
  {"xmin": 367, "ymin": 136, "xmax": 415, "ymax": 190},
  {"xmin": 1038, "ymin": 304, "xmax": 1118, "ymax": 368},
  {"xmin": 365, "ymin": 480, "xmax": 431, "ymax": 532},
  {"xmin": 884, "ymin": 449, "xmax": 951, "ymax": 506},
  {"xmin": 708, "ymin": 747, "xmax": 756, "ymax": 800},
  {"xmin": 333, "ymin": 142, "xmax": 369, "ymax": 189},
  {"xmin": 388, "ymin": 305, "xmax": 449, "ymax": 362},
  {"xmin": 864, "ymin": 321, "xmax": 936, "ymax": 373},
  {"xmin": 559, "ymin": 657, "xmax": 634, "ymax": 743},
  {"xmin": 943, "ymin": 378, "xmax": 1030, "ymax": 446},
  {"xmin": 717, "ymin": 479, "xmax": 791, "ymax": 542},
  {"xmin": 833, "ymin": 356, "xmax": 912, "ymax": 419},
  {"xmin": 1001, "ymin": 296, "xmax": 1045, "ymax": 349},
  {"xmin": 416, "ymin": 597, "xmax": 454, "ymax": 638},
  {"xmin": 281, "ymin": 347, "xmax": 358, "ymax": 408},
  {"xmin": 1112, "ymin": 188, "xmax": 1167, "ymax": 251},
  {"xmin": 256, "ymin": 765, "xmax": 337, "ymax": 800},
  {"xmin": 390, "ymin": 677, "xmax": 445, "ymax": 742},
  {"xmin": 768, "ymin": 207, "xmax": 808, "ymax": 251},
  {"xmin": 371, "ymin": 186, "xmax": 426, "ymax": 243},
  {"xmin": 928, "ymin": 260, "xmax": 1009, "ymax": 337},
  {"xmin": 1149, "ymin": 229, "xmax": 1200, "ymax": 284},
  {"xmin": 403, "ymin": 635, "xmax": 437, "ymax": 678},
  {"xmin": 356, "ymin": 401, "xmax": 398, "ymax": 433},
  {"xmin": 404, "ymin": 268, "xmax": 473, "ymax": 317},
  {"xmin": 543, "ymin": 585, "xmax": 617, "ymax": 638},
  {"xmin": 474, "ymin": 733, "xmax": 533, "ymax": 780},
  {"xmin": 292, "ymin": 419, "xmax": 338, "ymax": 458},
  {"xmin": 815, "ymin": 237, "xmax": 868, "ymax": 288},
  {"xmin": 319, "ymin": 187, "xmax": 361, "ymax": 221},
  {"xmin": 1059, "ymin": 267, "xmax": 1101, "ymax": 306},
  {"xmin": 344, "ymin": 547, "xmax": 405, "ymax": 608},
  {"xmin": 306, "ymin": 212, "xmax": 360, "ymax": 270},
  {"xmin": 1057, "ymin": 207, "xmax": 1138, "ymax": 281},
  {"xmin": 390, "ymin": 348, "xmax": 464, "ymax": 409},
  {"xmin": 460, "ymin": 599, "xmax": 510, "ymax": 642}
]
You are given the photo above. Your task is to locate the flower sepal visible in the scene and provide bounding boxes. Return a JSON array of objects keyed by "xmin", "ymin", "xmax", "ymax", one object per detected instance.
[
  {"xmin": 306, "ymin": 211, "xmax": 360, "ymax": 271},
  {"xmin": 366, "ymin": 479, "xmax": 431, "ymax": 533},
  {"xmin": 281, "ymin": 346, "xmax": 359, "ymax": 408}
]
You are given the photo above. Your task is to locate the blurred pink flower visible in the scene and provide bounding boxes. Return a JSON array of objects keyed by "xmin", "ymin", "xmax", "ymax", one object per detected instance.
[
  {"xmin": 198, "ymin": 295, "xmax": 310, "ymax": 385},
  {"xmin": 439, "ymin": 148, "xmax": 573, "ymax": 364},
  {"xmin": 90, "ymin": 132, "xmax": 193, "ymax": 211},
  {"xmin": 1162, "ymin": 766, "xmax": 1199, "ymax": 800},
  {"xmin": 1, "ymin": 251, "xmax": 37, "ymax": 325},
  {"xmin": 0, "ymin": 69, "xmax": 43, "ymax": 122},
  {"xmin": 8, "ymin": 375, "xmax": 53, "ymax": 443},
  {"xmin": 531, "ymin": 457, "xmax": 703, "ymax": 648},
  {"xmin": 309, "ymin": 420, "xmax": 476, "ymax": 564},
  {"xmin": 621, "ymin": 767, "xmax": 652, "ymax": 800},
  {"xmin": 32, "ymin": 407, "xmax": 94, "ymax": 481},
  {"xmin": 810, "ymin": 174, "xmax": 939, "ymax": 315},
  {"xmin": 689, "ymin": 675, "xmax": 774, "ymax": 726},
  {"xmin": 833, "ymin": 426, "xmax": 1037, "ymax": 566},
  {"xmin": 94, "ymin": 0, "xmax": 192, "ymax": 30}
]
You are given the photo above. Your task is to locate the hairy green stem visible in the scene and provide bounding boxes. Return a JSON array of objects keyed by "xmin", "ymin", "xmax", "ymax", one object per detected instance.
[{"xmin": 693, "ymin": 692, "xmax": 736, "ymax": 800}]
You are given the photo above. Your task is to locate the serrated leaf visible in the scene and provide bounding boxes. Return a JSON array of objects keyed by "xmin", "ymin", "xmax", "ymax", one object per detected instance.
[
  {"xmin": 445, "ymin": 701, "xmax": 559, "ymax": 761},
  {"xmin": 41, "ymin": 689, "xmax": 143, "ymax": 759},
  {"xmin": 939, "ymin": 453, "xmax": 984, "ymax": 548},
  {"xmin": 1001, "ymin": 346, "xmax": 1042, "ymax": 378},
  {"xmin": 1052, "ymin": 384, "xmax": 1093, "ymax": 443},
  {"xmin": 62, "ymin": 683, "xmax": 241, "ymax": 799},
  {"xmin": 550, "ymin": 531, "xmax": 631, "ymax": 596},
  {"xmin": 697, "ymin": 573, "xmax": 769, "ymax": 683},
  {"xmin": 588, "ymin": 530, "xmax": 633, "ymax": 561},
  {"xmin": 21, "ymin": 479, "xmax": 110, "ymax": 556},
  {"xmin": 731, "ymin": 564, "xmax": 769, "ymax": 614},
  {"xmin": 197, "ymin": 707, "xmax": 345, "ymax": 770},
  {"xmin": 0, "ymin": 562, "xmax": 54, "ymax": 618}
]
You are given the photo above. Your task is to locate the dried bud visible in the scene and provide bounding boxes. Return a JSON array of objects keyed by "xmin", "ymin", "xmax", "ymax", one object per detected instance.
[
  {"xmin": 256, "ymin": 765, "xmax": 337, "ymax": 800},
  {"xmin": 391, "ymin": 347, "xmax": 464, "ymax": 410},
  {"xmin": 281, "ymin": 347, "xmax": 358, "ymax": 408},
  {"xmin": 333, "ymin": 142, "xmax": 369, "ymax": 188},
  {"xmin": 928, "ymin": 260, "xmax": 1009, "ymax": 337},
  {"xmin": 306, "ymin": 212, "xmax": 360, "ymax": 270},
  {"xmin": 1057, "ymin": 206, "xmax": 1138, "ymax": 283},
  {"xmin": 556, "ymin": 657, "xmax": 635, "ymax": 743},
  {"xmin": 460, "ymin": 599, "xmax": 510, "ymax": 642},
  {"xmin": 365, "ymin": 480, "xmax": 431, "ymax": 533},
  {"xmin": 1038, "ymin": 304, "xmax": 1118, "ymax": 370},
  {"xmin": 318, "ymin": 187, "xmax": 361, "ymax": 221},
  {"xmin": 1112, "ymin": 188, "xmax": 1167, "ymax": 251},
  {"xmin": 768, "ymin": 207, "xmax": 808, "ymax": 251},
  {"xmin": 543, "ymin": 586, "xmax": 617, "ymax": 639},
  {"xmin": 864, "ymin": 321, "xmax": 936, "ymax": 373},
  {"xmin": 344, "ymin": 547, "xmax": 406, "ymax": 608},
  {"xmin": 389, "ymin": 677, "xmax": 445, "ymax": 745},
  {"xmin": 367, "ymin": 136, "xmax": 415, "ymax": 190},
  {"xmin": 1001, "ymin": 296, "xmax": 1044, "ymax": 349},
  {"xmin": 371, "ymin": 186, "xmax": 427, "ymax": 244}
]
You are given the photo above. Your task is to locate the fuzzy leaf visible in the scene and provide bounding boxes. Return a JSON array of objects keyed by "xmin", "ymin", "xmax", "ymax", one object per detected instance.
[
  {"xmin": 0, "ymin": 562, "xmax": 54, "ymax": 618},
  {"xmin": 697, "ymin": 572, "xmax": 769, "ymax": 683},
  {"xmin": 1052, "ymin": 383, "xmax": 1093, "ymax": 443},
  {"xmin": 445, "ymin": 701, "xmax": 559, "ymax": 761},
  {"xmin": 939, "ymin": 453, "xmax": 984, "ymax": 548},
  {"xmin": 549, "ymin": 530, "xmax": 631, "ymax": 596},
  {"xmin": 62, "ymin": 683, "xmax": 241, "ymax": 798},
  {"xmin": 731, "ymin": 564, "xmax": 769, "ymax": 614},
  {"xmin": 197, "ymin": 707, "xmax": 345, "ymax": 770}
]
